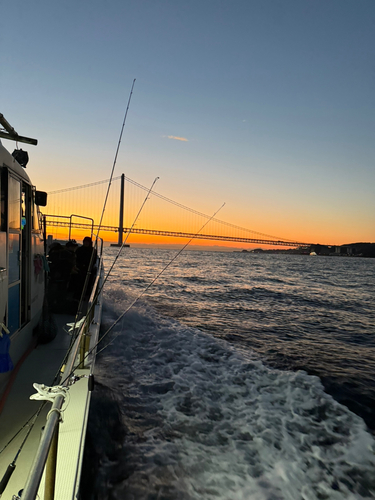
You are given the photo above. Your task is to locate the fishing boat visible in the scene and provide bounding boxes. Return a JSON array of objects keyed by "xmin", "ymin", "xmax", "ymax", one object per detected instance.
[{"xmin": 0, "ymin": 114, "xmax": 104, "ymax": 499}]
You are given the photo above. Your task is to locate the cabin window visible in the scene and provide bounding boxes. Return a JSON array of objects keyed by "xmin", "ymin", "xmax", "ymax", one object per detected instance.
[{"xmin": 9, "ymin": 176, "xmax": 21, "ymax": 231}]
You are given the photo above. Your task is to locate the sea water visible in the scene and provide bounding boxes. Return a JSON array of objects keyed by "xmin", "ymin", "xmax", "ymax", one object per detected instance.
[{"xmin": 81, "ymin": 249, "xmax": 375, "ymax": 500}]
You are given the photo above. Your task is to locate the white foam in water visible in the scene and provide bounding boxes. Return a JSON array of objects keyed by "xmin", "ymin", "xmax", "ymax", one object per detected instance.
[{"xmin": 96, "ymin": 286, "xmax": 375, "ymax": 499}]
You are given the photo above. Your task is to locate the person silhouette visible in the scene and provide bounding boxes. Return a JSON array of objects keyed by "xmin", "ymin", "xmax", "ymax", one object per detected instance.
[{"xmin": 75, "ymin": 237, "xmax": 97, "ymax": 298}]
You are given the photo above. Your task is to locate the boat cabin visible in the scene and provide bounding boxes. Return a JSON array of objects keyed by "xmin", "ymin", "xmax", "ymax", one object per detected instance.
[{"xmin": 0, "ymin": 128, "xmax": 47, "ymax": 394}]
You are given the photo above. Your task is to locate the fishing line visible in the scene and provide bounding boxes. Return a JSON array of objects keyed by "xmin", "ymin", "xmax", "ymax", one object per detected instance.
[{"xmin": 87, "ymin": 202, "xmax": 226, "ymax": 358}]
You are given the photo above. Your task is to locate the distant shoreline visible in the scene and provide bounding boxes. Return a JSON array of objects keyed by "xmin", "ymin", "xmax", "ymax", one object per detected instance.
[{"xmin": 238, "ymin": 242, "xmax": 375, "ymax": 258}]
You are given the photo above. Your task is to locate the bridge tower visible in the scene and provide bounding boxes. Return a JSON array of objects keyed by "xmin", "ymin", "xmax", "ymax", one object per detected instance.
[{"xmin": 110, "ymin": 173, "xmax": 129, "ymax": 247}]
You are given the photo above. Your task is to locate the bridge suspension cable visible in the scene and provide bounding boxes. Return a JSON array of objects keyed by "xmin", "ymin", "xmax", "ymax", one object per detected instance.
[
  {"xmin": 49, "ymin": 177, "xmax": 122, "ymax": 195},
  {"xmin": 47, "ymin": 175, "xmax": 303, "ymax": 245}
]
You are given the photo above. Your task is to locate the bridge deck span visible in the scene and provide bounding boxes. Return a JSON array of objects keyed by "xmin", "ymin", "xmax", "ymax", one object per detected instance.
[{"xmin": 45, "ymin": 220, "xmax": 311, "ymax": 248}]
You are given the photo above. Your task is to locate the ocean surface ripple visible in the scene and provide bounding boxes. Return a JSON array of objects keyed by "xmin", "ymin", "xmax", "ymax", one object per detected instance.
[{"xmin": 82, "ymin": 249, "xmax": 375, "ymax": 500}]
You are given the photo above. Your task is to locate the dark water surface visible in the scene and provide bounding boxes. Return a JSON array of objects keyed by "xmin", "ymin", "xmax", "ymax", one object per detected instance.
[{"xmin": 82, "ymin": 249, "xmax": 375, "ymax": 500}]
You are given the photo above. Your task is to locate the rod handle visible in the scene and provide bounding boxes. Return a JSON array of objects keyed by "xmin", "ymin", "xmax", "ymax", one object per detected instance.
[{"xmin": 0, "ymin": 462, "xmax": 16, "ymax": 495}]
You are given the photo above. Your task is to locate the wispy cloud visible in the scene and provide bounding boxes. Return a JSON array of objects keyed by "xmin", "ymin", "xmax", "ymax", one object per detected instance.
[{"xmin": 167, "ymin": 135, "xmax": 189, "ymax": 142}]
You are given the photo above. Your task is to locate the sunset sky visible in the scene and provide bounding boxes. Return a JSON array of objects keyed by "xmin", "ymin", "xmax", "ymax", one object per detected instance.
[{"xmin": 1, "ymin": 0, "xmax": 374, "ymax": 247}]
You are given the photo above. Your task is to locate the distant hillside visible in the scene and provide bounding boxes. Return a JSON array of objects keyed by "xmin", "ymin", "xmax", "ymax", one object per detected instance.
[
  {"xmin": 309, "ymin": 243, "xmax": 375, "ymax": 257},
  {"xmin": 244, "ymin": 243, "xmax": 375, "ymax": 258},
  {"xmin": 341, "ymin": 243, "xmax": 375, "ymax": 258}
]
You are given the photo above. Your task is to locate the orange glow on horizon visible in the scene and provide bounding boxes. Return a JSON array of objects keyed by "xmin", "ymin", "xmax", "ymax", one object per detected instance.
[
  {"xmin": 46, "ymin": 220, "xmax": 369, "ymax": 251},
  {"xmin": 44, "ymin": 177, "xmax": 374, "ymax": 250}
]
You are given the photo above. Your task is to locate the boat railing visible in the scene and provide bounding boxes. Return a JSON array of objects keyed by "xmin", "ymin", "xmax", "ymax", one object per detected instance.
[
  {"xmin": 96, "ymin": 236, "xmax": 103, "ymax": 259},
  {"xmin": 68, "ymin": 215, "xmax": 94, "ymax": 241},
  {"xmin": 42, "ymin": 213, "xmax": 94, "ymax": 237},
  {"xmin": 80, "ymin": 268, "xmax": 101, "ymax": 368},
  {"xmin": 42, "ymin": 214, "xmax": 103, "ymax": 259},
  {"xmin": 21, "ymin": 255, "xmax": 104, "ymax": 500}
]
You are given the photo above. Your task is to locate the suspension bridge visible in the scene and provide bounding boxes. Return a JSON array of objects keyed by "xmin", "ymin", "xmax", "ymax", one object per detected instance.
[{"xmin": 44, "ymin": 175, "xmax": 312, "ymax": 248}]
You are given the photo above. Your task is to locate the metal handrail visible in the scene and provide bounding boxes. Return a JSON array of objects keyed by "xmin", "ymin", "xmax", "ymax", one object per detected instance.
[
  {"xmin": 68, "ymin": 215, "xmax": 94, "ymax": 241},
  {"xmin": 22, "ymin": 395, "xmax": 65, "ymax": 500},
  {"xmin": 21, "ymin": 316, "xmax": 87, "ymax": 500},
  {"xmin": 21, "ymin": 256, "xmax": 104, "ymax": 500},
  {"xmin": 96, "ymin": 236, "xmax": 103, "ymax": 258}
]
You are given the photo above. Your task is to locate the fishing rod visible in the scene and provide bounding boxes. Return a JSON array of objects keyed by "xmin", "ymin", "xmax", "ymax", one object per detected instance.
[
  {"xmin": 60, "ymin": 176, "xmax": 160, "ymax": 384},
  {"xmin": 65, "ymin": 80, "xmax": 136, "ymax": 349},
  {"xmin": 98, "ymin": 78, "xmax": 136, "ymax": 232},
  {"xmin": 0, "ymin": 402, "xmax": 47, "ymax": 496},
  {"xmin": 73, "ymin": 79, "xmax": 136, "ymax": 333}
]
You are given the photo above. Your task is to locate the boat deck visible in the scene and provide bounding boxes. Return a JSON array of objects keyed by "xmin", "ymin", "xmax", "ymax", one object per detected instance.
[{"xmin": 0, "ymin": 311, "xmax": 96, "ymax": 499}]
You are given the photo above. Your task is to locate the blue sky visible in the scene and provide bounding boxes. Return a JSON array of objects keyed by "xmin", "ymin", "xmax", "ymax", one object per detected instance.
[{"xmin": 1, "ymin": 0, "xmax": 374, "ymax": 244}]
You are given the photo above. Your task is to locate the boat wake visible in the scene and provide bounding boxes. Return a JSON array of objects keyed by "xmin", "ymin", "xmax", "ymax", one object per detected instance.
[{"xmin": 82, "ymin": 286, "xmax": 375, "ymax": 500}]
